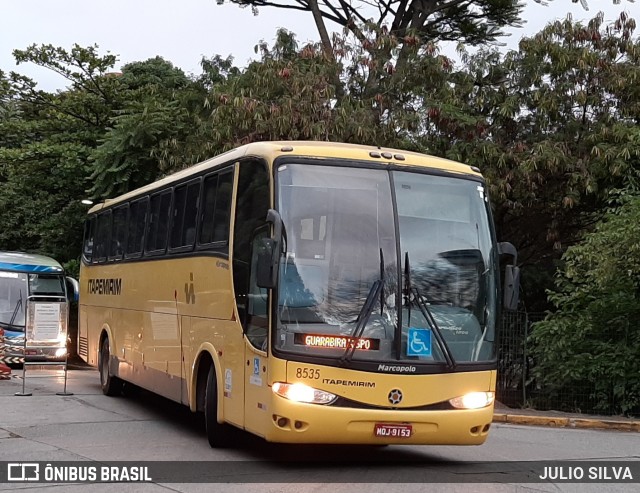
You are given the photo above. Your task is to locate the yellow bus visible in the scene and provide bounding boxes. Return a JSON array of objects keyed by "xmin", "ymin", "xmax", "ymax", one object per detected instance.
[{"xmin": 78, "ymin": 141, "xmax": 519, "ymax": 447}]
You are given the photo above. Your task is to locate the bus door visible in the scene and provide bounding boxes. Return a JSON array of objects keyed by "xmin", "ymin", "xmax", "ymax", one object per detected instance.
[
  {"xmin": 232, "ymin": 159, "xmax": 271, "ymax": 435},
  {"xmin": 243, "ymin": 228, "xmax": 271, "ymax": 435}
]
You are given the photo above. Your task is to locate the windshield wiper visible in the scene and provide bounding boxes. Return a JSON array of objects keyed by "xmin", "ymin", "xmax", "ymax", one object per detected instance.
[
  {"xmin": 404, "ymin": 252, "xmax": 456, "ymax": 370},
  {"xmin": 9, "ymin": 290, "xmax": 23, "ymax": 327},
  {"xmin": 341, "ymin": 248, "xmax": 386, "ymax": 365},
  {"xmin": 340, "ymin": 279, "xmax": 384, "ymax": 365}
]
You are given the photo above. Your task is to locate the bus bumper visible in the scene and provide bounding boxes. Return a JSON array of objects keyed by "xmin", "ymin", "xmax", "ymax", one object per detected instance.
[
  {"xmin": 263, "ymin": 397, "xmax": 494, "ymax": 445},
  {"xmin": 1, "ymin": 335, "xmax": 67, "ymax": 364}
]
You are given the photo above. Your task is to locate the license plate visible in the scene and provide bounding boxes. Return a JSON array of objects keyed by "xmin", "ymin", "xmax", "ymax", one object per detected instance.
[{"xmin": 374, "ymin": 423, "xmax": 413, "ymax": 438}]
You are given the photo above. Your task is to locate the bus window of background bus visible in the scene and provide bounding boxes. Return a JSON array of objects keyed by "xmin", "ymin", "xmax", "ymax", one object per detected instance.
[
  {"xmin": 109, "ymin": 205, "xmax": 128, "ymax": 261},
  {"xmin": 233, "ymin": 160, "xmax": 270, "ymax": 349},
  {"xmin": 170, "ymin": 179, "xmax": 201, "ymax": 250},
  {"xmin": 126, "ymin": 198, "xmax": 148, "ymax": 258},
  {"xmin": 145, "ymin": 191, "xmax": 172, "ymax": 255},
  {"xmin": 29, "ymin": 274, "xmax": 65, "ymax": 297}
]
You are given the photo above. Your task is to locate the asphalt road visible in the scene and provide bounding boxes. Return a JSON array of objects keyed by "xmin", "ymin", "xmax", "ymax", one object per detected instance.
[{"xmin": 1, "ymin": 368, "xmax": 639, "ymax": 493}]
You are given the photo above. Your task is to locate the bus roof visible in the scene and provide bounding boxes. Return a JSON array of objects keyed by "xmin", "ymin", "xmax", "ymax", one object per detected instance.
[
  {"xmin": 0, "ymin": 252, "xmax": 64, "ymax": 274},
  {"xmin": 89, "ymin": 141, "xmax": 482, "ymax": 213}
]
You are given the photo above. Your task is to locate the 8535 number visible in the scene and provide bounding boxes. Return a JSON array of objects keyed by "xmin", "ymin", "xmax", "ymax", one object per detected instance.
[{"xmin": 296, "ymin": 367, "xmax": 320, "ymax": 379}]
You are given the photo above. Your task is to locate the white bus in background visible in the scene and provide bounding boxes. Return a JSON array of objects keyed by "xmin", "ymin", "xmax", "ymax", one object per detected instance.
[{"xmin": 0, "ymin": 251, "xmax": 78, "ymax": 364}]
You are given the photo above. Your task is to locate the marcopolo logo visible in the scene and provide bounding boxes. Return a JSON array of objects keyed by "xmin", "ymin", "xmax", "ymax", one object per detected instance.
[{"xmin": 377, "ymin": 364, "xmax": 417, "ymax": 373}]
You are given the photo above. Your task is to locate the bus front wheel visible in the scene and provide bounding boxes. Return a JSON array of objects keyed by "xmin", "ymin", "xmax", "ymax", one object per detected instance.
[
  {"xmin": 205, "ymin": 365, "xmax": 231, "ymax": 448},
  {"xmin": 99, "ymin": 337, "xmax": 123, "ymax": 396}
]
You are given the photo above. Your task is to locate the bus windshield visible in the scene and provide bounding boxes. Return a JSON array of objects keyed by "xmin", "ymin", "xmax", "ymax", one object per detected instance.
[
  {"xmin": 0, "ymin": 272, "xmax": 66, "ymax": 330},
  {"xmin": 0, "ymin": 272, "xmax": 27, "ymax": 328},
  {"xmin": 274, "ymin": 163, "xmax": 498, "ymax": 366}
]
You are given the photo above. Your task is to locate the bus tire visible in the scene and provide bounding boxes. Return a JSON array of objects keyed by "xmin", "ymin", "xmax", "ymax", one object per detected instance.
[
  {"xmin": 205, "ymin": 365, "xmax": 231, "ymax": 448},
  {"xmin": 99, "ymin": 337, "xmax": 123, "ymax": 397}
]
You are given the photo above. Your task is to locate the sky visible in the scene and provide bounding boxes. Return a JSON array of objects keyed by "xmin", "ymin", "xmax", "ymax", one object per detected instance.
[{"xmin": 2, "ymin": 0, "xmax": 640, "ymax": 92}]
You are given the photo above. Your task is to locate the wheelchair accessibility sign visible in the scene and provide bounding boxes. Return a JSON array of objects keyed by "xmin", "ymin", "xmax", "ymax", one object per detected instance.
[{"xmin": 407, "ymin": 328, "xmax": 432, "ymax": 357}]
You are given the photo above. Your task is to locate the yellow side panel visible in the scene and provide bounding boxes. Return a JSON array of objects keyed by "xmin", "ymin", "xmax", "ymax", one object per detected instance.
[
  {"xmin": 79, "ymin": 256, "xmax": 236, "ymax": 405},
  {"xmin": 243, "ymin": 344, "xmax": 270, "ymax": 437}
]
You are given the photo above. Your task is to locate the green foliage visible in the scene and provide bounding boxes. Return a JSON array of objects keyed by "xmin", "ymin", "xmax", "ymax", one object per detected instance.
[
  {"xmin": 88, "ymin": 57, "xmax": 207, "ymax": 197},
  {"xmin": 196, "ymin": 27, "xmax": 460, "ymax": 154},
  {"xmin": 207, "ymin": 30, "xmax": 383, "ymax": 147},
  {"xmin": 0, "ymin": 47, "xmax": 206, "ymax": 265},
  {"xmin": 529, "ymin": 193, "xmax": 640, "ymax": 414},
  {"xmin": 412, "ymin": 12, "xmax": 640, "ymax": 306},
  {"xmin": 0, "ymin": 54, "xmax": 101, "ymax": 263}
]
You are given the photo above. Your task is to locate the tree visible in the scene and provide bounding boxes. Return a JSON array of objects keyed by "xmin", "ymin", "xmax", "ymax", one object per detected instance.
[
  {"xmin": 218, "ymin": 0, "xmax": 524, "ymax": 102},
  {"xmin": 0, "ymin": 44, "xmax": 121, "ymax": 266},
  {"xmin": 0, "ymin": 46, "xmax": 208, "ymax": 266},
  {"xmin": 529, "ymin": 192, "xmax": 640, "ymax": 415},
  {"xmin": 176, "ymin": 13, "xmax": 640, "ymax": 312},
  {"xmin": 405, "ymin": 11, "xmax": 640, "ymax": 307},
  {"xmin": 182, "ymin": 27, "xmax": 461, "ymax": 155},
  {"xmin": 227, "ymin": 0, "xmax": 524, "ymax": 45},
  {"xmin": 88, "ymin": 57, "xmax": 208, "ymax": 197}
]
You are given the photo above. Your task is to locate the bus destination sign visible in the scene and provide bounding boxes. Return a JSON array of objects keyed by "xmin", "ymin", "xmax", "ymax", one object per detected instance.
[{"xmin": 294, "ymin": 333, "xmax": 380, "ymax": 351}]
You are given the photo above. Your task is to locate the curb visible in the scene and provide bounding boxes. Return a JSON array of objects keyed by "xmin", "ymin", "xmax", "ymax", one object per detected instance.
[{"xmin": 493, "ymin": 413, "xmax": 640, "ymax": 432}]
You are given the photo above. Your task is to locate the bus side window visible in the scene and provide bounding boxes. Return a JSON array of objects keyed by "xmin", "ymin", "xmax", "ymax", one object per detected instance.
[
  {"xmin": 83, "ymin": 216, "xmax": 95, "ymax": 263},
  {"xmin": 146, "ymin": 191, "xmax": 172, "ymax": 254},
  {"xmin": 94, "ymin": 211, "xmax": 112, "ymax": 262},
  {"xmin": 198, "ymin": 173, "xmax": 218, "ymax": 245},
  {"xmin": 126, "ymin": 198, "xmax": 148, "ymax": 257},
  {"xmin": 109, "ymin": 205, "xmax": 128, "ymax": 261},
  {"xmin": 170, "ymin": 179, "xmax": 200, "ymax": 251},
  {"xmin": 198, "ymin": 168, "xmax": 233, "ymax": 248},
  {"xmin": 213, "ymin": 170, "xmax": 233, "ymax": 243}
]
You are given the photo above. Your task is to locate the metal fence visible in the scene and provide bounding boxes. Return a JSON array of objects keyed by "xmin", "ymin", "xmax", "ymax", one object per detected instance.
[
  {"xmin": 497, "ymin": 310, "xmax": 540, "ymax": 410},
  {"xmin": 497, "ymin": 310, "xmax": 638, "ymax": 417}
]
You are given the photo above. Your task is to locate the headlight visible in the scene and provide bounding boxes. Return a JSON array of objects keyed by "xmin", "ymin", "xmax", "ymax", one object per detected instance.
[
  {"xmin": 55, "ymin": 348, "xmax": 67, "ymax": 358},
  {"xmin": 272, "ymin": 382, "xmax": 337, "ymax": 405},
  {"xmin": 449, "ymin": 391, "xmax": 494, "ymax": 409}
]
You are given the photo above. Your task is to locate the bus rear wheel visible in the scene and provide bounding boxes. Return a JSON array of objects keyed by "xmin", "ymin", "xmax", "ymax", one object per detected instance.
[
  {"xmin": 99, "ymin": 337, "xmax": 123, "ymax": 396},
  {"xmin": 204, "ymin": 365, "xmax": 231, "ymax": 448}
]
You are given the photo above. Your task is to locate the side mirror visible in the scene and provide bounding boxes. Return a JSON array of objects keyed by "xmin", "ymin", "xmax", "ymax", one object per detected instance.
[
  {"xmin": 256, "ymin": 238, "xmax": 277, "ymax": 289},
  {"xmin": 498, "ymin": 242, "xmax": 520, "ymax": 311},
  {"xmin": 66, "ymin": 277, "xmax": 79, "ymax": 302},
  {"xmin": 255, "ymin": 209, "xmax": 284, "ymax": 289}
]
